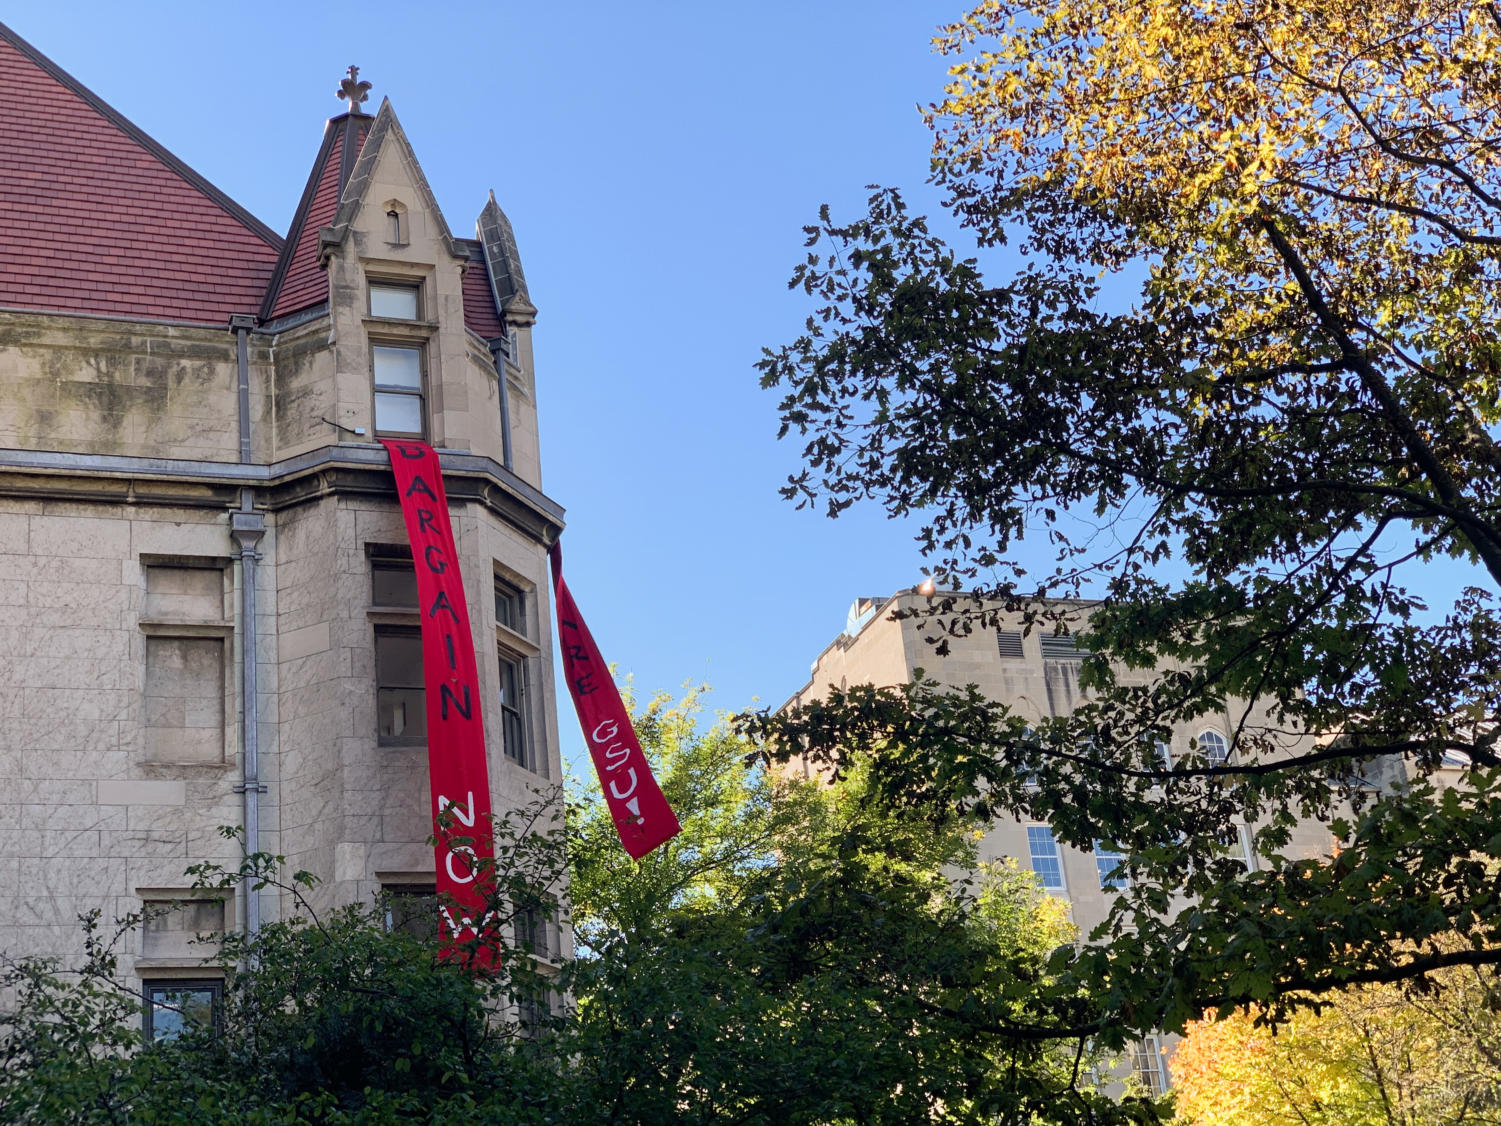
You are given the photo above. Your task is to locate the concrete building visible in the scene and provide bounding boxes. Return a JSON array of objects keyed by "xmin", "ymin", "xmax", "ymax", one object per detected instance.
[
  {"xmin": 784, "ymin": 588, "xmax": 1334, "ymax": 1093},
  {"xmin": 0, "ymin": 25, "xmax": 566, "ymax": 1031}
]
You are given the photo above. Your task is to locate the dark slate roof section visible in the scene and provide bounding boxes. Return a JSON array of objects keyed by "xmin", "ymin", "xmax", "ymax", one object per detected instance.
[
  {"xmin": 457, "ymin": 239, "xmax": 505, "ymax": 341},
  {"xmin": 477, "ymin": 191, "xmax": 531, "ymax": 312},
  {"xmin": 261, "ymin": 113, "xmax": 372, "ymax": 320},
  {"xmin": 322, "ymin": 99, "xmax": 466, "ymax": 262},
  {"xmin": 0, "ymin": 21, "xmax": 283, "ymax": 325}
]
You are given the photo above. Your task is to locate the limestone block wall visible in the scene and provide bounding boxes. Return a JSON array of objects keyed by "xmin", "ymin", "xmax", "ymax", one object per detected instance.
[
  {"xmin": 0, "ymin": 313, "xmax": 251, "ymax": 462},
  {"xmin": 0, "ymin": 499, "xmax": 248, "ymax": 975},
  {"xmin": 269, "ymin": 489, "xmax": 563, "ymax": 917}
]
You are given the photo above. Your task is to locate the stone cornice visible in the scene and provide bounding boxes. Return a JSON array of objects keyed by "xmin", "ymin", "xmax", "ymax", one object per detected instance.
[{"xmin": 0, "ymin": 444, "xmax": 564, "ymax": 543}]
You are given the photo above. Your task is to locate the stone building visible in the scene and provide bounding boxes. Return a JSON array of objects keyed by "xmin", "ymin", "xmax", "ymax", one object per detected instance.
[
  {"xmin": 0, "ymin": 24, "xmax": 566, "ymax": 1032},
  {"xmin": 784, "ymin": 588, "xmax": 1334, "ymax": 1093}
]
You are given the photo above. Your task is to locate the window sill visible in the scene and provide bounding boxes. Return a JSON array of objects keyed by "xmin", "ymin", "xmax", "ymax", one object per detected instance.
[
  {"xmin": 363, "ymin": 316, "xmax": 437, "ymax": 338},
  {"xmin": 368, "ymin": 608, "xmax": 420, "ymax": 625},
  {"xmin": 496, "ymin": 623, "xmax": 539, "ymax": 657},
  {"xmin": 139, "ymin": 619, "xmax": 233, "ymax": 637}
]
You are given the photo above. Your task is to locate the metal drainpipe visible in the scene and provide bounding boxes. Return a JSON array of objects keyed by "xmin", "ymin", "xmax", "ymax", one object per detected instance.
[
  {"xmin": 490, "ymin": 337, "xmax": 515, "ymax": 471},
  {"xmin": 228, "ymin": 314, "xmax": 266, "ymax": 939}
]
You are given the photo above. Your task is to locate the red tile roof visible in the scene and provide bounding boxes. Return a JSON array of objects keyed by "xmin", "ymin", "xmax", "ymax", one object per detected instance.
[
  {"xmin": 266, "ymin": 115, "xmax": 372, "ymax": 320},
  {"xmin": 460, "ymin": 245, "xmax": 506, "ymax": 341},
  {"xmin": 0, "ymin": 24, "xmax": 282, "ymax": 325}
]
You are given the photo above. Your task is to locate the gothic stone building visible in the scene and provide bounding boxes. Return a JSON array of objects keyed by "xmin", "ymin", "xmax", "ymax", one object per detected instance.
[{"xmin": 0, "ymin": 23, "xmax": 566, "ymax": 1030}]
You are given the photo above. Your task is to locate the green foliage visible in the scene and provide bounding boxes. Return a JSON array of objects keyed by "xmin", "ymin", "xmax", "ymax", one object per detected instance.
[
  {"xmin": 0, "ymin": 689, "xmax": 1155, "ymax": 1124},
  {"xmin": 564, "ymin": 688, "xmax": 1157, "ymax": 1125},
  {"xmin": 755, "ymin": 0, "xmax": 1501, "ymax": 1051}
]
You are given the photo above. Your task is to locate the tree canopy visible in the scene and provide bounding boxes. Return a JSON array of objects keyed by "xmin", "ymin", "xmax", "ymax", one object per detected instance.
[
  {"xmin": 3, "ymin": 689, "xmax": 1141, "ymax": 1124},
  {"xmin": 754, "ymin": 0, "xmax": 1501, "ymax": 1048},
  {"xmin": 1172, "ymin": 957, "xmax": 1501, "ymax": 1125}
]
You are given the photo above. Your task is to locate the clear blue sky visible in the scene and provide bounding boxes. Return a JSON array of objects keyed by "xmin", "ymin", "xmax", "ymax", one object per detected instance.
[{"xmin": 5, "ymin": 1, "xmax": 984, "ymax": 745}]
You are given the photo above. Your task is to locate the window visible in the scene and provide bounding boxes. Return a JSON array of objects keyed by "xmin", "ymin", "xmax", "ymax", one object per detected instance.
[
  {"xmin": 1198, "ymin": 729, "xmax": 1230, "ymax": 767},
  {"xmin": 499, "ymin": 649, "xmax": 529, "ymax": 768},
  {"xmin": 1040, "ymin": 632, "xmax": 1087, "ymax": 660},
  {"xmin": 1131, "ymin": 1035, "xmax": 1169, "ymax": 1094},
  {"xmin": 371, "ymin": 556, "xmax": 418, "ymax": 608},
  {"xmin": 996, "ymin": 629, "xmax": 1024, "ymax": 659},
  {"xmin": 1094, "ymin": 842, "xmax": 1129, "ymax": 889},
  {"xmin": 143, "ymin": 979, "xmax": 221, "ymax": 1042},
  {"xmin": 369, "ymin": 281, "xmax": 419, "ymax": 319},
  {"xmin": 513, "ymin": 893, "xmax": 557, "ymax": 960},
  {"xmin": 376, "ymin": 627, "xmax": 425, "ymax": 745},
  {"xmin": 514, "ymin": 979, "xmax": 553, "ymax": 1039},
  {"xmin": 1027, "ymin": 825, "xmax": 1066, "ymax": 891},
  {"xmin": 1234, "ymin": 823, "xmax": 1257, "ymax": 872},
  {"xmin": 494, "ymin": 578, "xmax": 524, "ymax": 634},
  {"xmin": 372, "ymin": 342, "xmax": 425, "ymax": 437},
  {"xmin": 382, "ymin": 883, "xmax": 438, "ymax": 938}
]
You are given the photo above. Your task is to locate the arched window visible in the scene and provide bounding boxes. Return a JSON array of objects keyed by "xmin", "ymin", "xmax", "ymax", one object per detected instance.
[{"xmin": 1197, "ymin": 729, "xmax": 1229, "ymax": 767}]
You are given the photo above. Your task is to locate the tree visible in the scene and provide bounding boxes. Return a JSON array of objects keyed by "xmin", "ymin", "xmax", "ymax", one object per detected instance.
[
  {"xmin": 0, "ymin": 804, "xmax": 569, "ymax": 1124},
  {"xmin": 3, "ymin": 689, "xmax": 1145, "ymax": 1125},
  {"xmin": 755, "ymin": 0, "xmax": 1501, "ymax": 1052},
  {"xmin": 565, "ymin": 687, "xmax": 1147, "ymax": 1124},
  {"xmin": 1172, "ymin": 959, "xmax": 1501, "ymax": 1125}
]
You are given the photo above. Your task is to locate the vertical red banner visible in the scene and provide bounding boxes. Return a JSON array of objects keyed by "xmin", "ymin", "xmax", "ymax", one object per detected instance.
[
  {"xmin": 381, "ymin": 440, "xmax": 498, "ymax": 963},
  {"xmin": 549, "ymin": 542, "xmax": 680, "ymax": 859}
]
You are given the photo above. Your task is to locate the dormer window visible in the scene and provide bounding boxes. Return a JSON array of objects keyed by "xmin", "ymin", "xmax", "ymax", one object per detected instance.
[{"xmin": 370, "ymin": 281, "xmax": 419, "ymax": 320}]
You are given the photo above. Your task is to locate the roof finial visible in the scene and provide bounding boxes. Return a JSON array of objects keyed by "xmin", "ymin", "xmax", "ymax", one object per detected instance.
[{"xmin": 338, "ymin": 66, "xmax": 371, "ymax": 115}]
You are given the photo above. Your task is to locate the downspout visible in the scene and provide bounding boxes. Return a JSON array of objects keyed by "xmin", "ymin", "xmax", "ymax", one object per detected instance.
[
  {"xmin": 489, "ymin": 337, "xmax": 515, "ymax": 471},
  {"xmin": 228, "ymin": 313, "xmax": 266, "ymax": 940}
]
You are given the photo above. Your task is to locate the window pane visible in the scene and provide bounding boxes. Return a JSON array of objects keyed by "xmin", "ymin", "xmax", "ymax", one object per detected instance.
[
  {"xmin": 503, "ymin": 708, "xmax": 526, "ymax": 766},
  {"xmin": 1027, "ymin": 825, "xmax": 1065, "ymax": 890},
  {"xmin": 1132, "ymin": 1037, "xmax": 1167, "ymax": 1094},
  {"xmin": 378, "ymin": 687, "xmax": 426, "ymax": 740},
  {"xmin": 146, "ymin": 983, "xmax": 218, "ymax": 1041},
  {"xmin": 372, "ymin": 345, "xmax": 422, "ymax": 389},
  {"xmin": 376, "ymin": 632, "xmax": 423, "ymax": 686},
  {"xmin": 375, "ymin": 391, "xmax": 423, "ymax": 435},
  {"xmin": 495, "ymin": 580, "xmax": 522, "ymax": 632},
  {"xmin": 1094, "ymin": 842, "xmax": 1129, "ymax": 889},
  {"xmin": 370, "ymin": 284, "xmax": 419, "ymax": 319},
  {"xmin": 371, "ymin": 561, "xmax": 418, "ymax": 607},
  {"xmin": 384, "ymin": 885, "xmax": 438, "ymax": 938},
  {"xmin": 1198, "ymin": 730, "xmax": 1229, "ymax": 766}
]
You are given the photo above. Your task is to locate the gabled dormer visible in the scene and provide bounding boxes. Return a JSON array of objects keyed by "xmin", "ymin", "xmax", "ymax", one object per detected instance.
[{"xmin": 262, "ymin": 74, "xmax": 539, "ymax": 484}]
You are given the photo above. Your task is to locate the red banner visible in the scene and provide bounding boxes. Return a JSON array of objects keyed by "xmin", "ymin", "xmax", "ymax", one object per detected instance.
[
  {"xmin": 381, "ymin": 440, "xmax": 498, "ymax": 963},
  {"xmin": 549, "ymin": 542, "xmax": 680, "ymax": 859}
]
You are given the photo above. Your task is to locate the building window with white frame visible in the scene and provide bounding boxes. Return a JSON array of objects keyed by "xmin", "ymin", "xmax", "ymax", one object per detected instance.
[
  {"xmin": 494, "ymin": 577, "xmax": 525, "ymax": 635},
  {"xmin": 1197, "ymin": 729, "xmax": 1229, "ymax": 767},
  {"xmin": 498, "ymin": 647, "xmax": 529, "ymax": 769},
  {"xmin": 1094, "ymin": 842, "xmax": 1130, "ymax": 889},
  {"xmin": 1027, "ymin": 825, "xmax": 1066, "ymax": 891},
  {"xmin": 1131, "ymin": 1035, "xmax": 1170, "ymax": 1094},
  {"xmin": 369, "ymin": 280, "xmax": 420, "ymax": 320},
  {"xmin": 371, "ymin": 342, "xmax": 426, "ymax": 438}
]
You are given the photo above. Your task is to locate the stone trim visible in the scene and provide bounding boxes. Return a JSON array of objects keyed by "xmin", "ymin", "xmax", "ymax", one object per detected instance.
[{"xmin": 0, "ymin": 443, "xmax": 565, "ymax": 540}]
